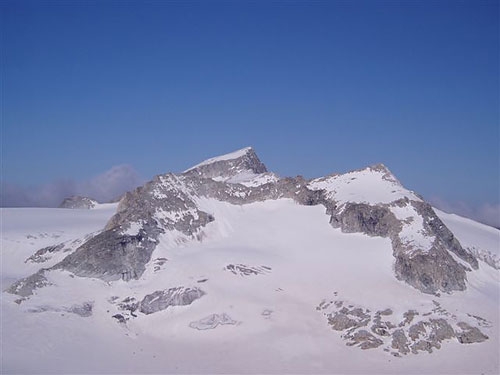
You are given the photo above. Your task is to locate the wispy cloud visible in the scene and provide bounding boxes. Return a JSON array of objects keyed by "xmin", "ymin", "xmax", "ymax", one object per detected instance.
[
  {"xmin": 77, "ymin": 165, "xmax": 144, "ymax": 203},
  {"xmin": 1, "ymin": 165, "xmax": 144, "ymax": 207},
  {"xmin": 429, "ymin": 196, "xmax": 500, "ymax": 229}
]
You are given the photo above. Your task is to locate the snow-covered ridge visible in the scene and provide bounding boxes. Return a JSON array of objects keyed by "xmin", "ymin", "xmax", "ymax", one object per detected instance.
[
  {"xmin": 308, "ymin": 164, "xmax": 421, "ymax": 206},
  {"xmin": 184, "ymin": 147, "xmax": 254, "ymax": 172},
  {"xmin": 435, "ymin": 208, "xmax": 500, "ymax": 269}
]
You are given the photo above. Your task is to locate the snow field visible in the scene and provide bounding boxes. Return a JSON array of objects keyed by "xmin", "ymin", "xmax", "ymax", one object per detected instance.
[
  {"xmin": 308, "ymin": 166, "xmax": 421, "ymax": 206},
  {"xmin": 1, "ymin": 199, "xmax": 499, "ymax": 374}
]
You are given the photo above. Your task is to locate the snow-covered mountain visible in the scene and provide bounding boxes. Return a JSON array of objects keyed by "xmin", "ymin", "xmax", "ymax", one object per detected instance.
[{"xmin": 2, "ymin": 147, "xmax": 499, "ymax": 374}]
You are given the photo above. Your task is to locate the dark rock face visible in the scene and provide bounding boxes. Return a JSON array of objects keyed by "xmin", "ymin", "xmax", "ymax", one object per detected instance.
[
  {"xmin": 106, "ymin": 288, "xmax": 205, "ymax": 322},
  {"xmin": 118, "ymin": 297, "xmax": 139, "ymax": 318},
  {"xmin": 54, "ymin": 224, "xmax": 161, "ymax": 282},
  {"xmin": 107, "ymin": 296, "xmax": 139, "ymax": 323},
  {"xmin": 26, "ymin": 244, "xmax": 66, "ymax": 263},
  {"xmin": 7, "ymin": 270, "xmax": 51, "ymax": 297},
  {"xmin": 387, "ymin": 201, "xmax": 477, "ymax": 294},
  {"xmin": 456, "ymin": 322, "xmax": 489, "ymax": 343},
  {"xmin": 106, "ymin": 174, "xmax": 215, "ymax": 236},
  {"xmin": 391, "ymin": 329, "xmax": 410, "ymax": 354},
  {"xmin": 328, "ymin": 203, "xmax": 400, "ymax": 237},
  {"xmin": 328, "ymin": 306, "xmax": 371, "ymax": 331},
  {"xmin": 408, "ymin": 321, "xmax": 427, "ymax": 341},
  {"xmin": 346, "ymin": 330, "xmax": 384, "ymax": 349},
  {"xmin": 393, "ymin": 249, "xmax": 467, "ymax": 294},
  {"xmin": 183, "ymin": 147, "xmax": 267, "ymax": 180},
  {"xmin": 371, "ymin": 310, "xmax": 396, "ymax": 336},
  {"xmin": 428, "ymin": 318, "xmax": 455, "ymax": 342},
  {"xmin": 406, "ymin": 318, "xmax": 456, "ymax": 353},
  {"xmin": 413, "ymin": 201, "xmax": 478, "ymax": 270},
  {"xmin": 59, "ymin": 196, "xmax": 98, "ymax": 209},
  {"xmin": 139, "ymin": 287, "xmax": 205, "ymax": 315},
  {"xmin": 324, "ymin": 199, "xmax": 476, "ymax": 294},
  {"xmin": 399, "ymin": 310, "xmax": 418, "ymax": 327},
  {"xmin": 112, "ymin": 314, "xmax": 126, "ymax": 324}
]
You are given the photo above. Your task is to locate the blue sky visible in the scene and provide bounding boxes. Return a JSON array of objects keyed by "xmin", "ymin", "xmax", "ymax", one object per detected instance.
[{"xmin": 1, "ymin": 1, "xmax": 499, "ymax": 225}]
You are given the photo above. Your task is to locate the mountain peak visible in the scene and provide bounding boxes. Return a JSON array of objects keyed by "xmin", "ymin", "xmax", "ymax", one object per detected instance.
[
  {"xmin": 184, "ymin": 147, "xmax": 254, "ymax": 171},
  {"xmin": 183, "ymin": 146, "xmax": 267, "ymax": 180},
  {"xmin": 308, "ymin": 162, "xmax": 420, "ymax": 207},
  {"xmin": 368, "ymin": 162, "xmax": 390, "ymax": 172},
  {"xmin": 365, "ymin": 163, "xmax": 399, "ymax": 182}
]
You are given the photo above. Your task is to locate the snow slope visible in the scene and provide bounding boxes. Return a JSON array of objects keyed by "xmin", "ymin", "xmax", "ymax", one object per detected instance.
[
  {"xmin": 2, "ymin": 200, "xmax": 499, "ymax": 374},
  {"xmin": 435, "ymin": 208, "xmax": 500, "ymax": 269},
  {"xmin": 1, "ymin": 204, "xmax": 118, "ymax": 287},
  {"xmin": 213, "ymin": 171, "xmax": 280, "ymax": 186},
  {"xmin": 308, "ymin": 164, "xmax": 421, "ymax": 206}
]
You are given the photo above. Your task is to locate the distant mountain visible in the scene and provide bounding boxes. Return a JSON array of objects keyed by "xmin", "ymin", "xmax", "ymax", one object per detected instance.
[
  {"xmin": 59, "ymin": 195, "xmax": 98, "ymax": 209},
  {"xmin": 3, "ymin": 147, "xmax": 499, "ymax": 374}
]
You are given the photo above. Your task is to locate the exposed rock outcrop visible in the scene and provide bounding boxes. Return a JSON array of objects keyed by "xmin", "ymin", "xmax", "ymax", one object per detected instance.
[
  {"xmin": 327, "ymin": 203, "xmax": 400, "ymax": 237},
  {"xmin": 317, "ymin": 189, "xmax": 477, "ymax": 294},
  {"xmin": 53, "ymin": 223, "xmax": 162, "ymax": 281},
  {"xmin": 183, "ymin": 147, "xmax": 267, "ymax": 181},
  {"xmin": 7, "ymin": 270, "xmax": 51, "ymax": 297},
  {"xmin": 26, "ymin": 244, "xmax": 66, "ymax": 263},
  {"xmin": 139, "ymin": 287, "xmax": 205, "ymax": 315},
  {"xmin": 59, "ymin": 196, "xmax": 98, "ymax": 209},
  {"xmin": 318, "ymin": 294, "xmax": 490, "ymax": 356},
  {"xmin": 456, "ymin": 322, "xmax": 489, "ymax": 343}
]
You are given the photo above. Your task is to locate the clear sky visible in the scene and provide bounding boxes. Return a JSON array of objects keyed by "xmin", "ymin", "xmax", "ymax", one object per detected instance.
[{"xmin": 1, "ymin": 1, "xmax": 499, "ymax": 225}]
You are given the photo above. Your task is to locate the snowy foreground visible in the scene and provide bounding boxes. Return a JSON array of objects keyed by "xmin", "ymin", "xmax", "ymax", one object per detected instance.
[{"xmin": 1, "ymin": 201, "xmax": 499, "ymax": 374}]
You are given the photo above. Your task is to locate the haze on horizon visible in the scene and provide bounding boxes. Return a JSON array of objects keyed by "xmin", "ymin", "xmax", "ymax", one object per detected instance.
[{"xmin": 1, "ymin": 1, "xmax": 498, "ymax": 227}]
